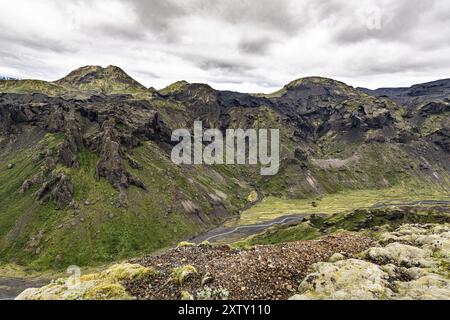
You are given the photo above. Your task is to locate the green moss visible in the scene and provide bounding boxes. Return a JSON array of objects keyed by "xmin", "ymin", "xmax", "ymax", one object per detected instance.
[
  {"xmin": 420, "ymin": 113, "xmax": 450, "ymax": 136},
  {"xmin": 177, "ymin": 241, "xmax": 196, "ymax": 248},
  {"xmin": 159, "ymin": 80, "xmax": 190, "ymax": 95},
  {"xmin": 170, "ymin": 265, "xmax": 197, "ymax": 285},
  {"xmin": 233, "ymin": 222, "xmax": 320, "ymax": 248},
  {"xmin": 0, "ymin": 80, "xmax": 68, "ymax": 96},
  {"xmin": 99, "ymin": 263, "xmax": 156, "ymax": 282},
  {"xmin": 84, "ymin": 283, "xmax": 131, "ymax": 300},
  {"xmin": 16, "ymin": 263, "xmax": 150, "ymax": 300}
]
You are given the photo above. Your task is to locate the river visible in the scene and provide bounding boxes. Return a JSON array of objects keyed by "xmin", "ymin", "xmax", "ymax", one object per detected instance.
[{"xmin": 0, "ymin": 277, "xmax": 49, "ymax": 300}]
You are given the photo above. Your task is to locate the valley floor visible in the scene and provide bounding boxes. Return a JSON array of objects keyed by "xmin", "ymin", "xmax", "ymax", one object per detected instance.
[
  {"xmin": 11, "ymin": 201, "xmax": 450, "ymax": 300},
  {"xmin": 237, "ymin": 186, "xmax": 450, "ymax": 226}
]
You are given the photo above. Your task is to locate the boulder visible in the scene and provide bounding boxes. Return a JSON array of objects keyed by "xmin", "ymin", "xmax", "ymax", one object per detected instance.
[
  {"xmin": 329, "ymin": 253, "xmax": 345, "ymax": 263},
  {"xmin": 365, "ymin": 243, "xmax": 434, "ymax": 268},
  {"xmin": 52, "ymin": 173, "xmax": 74, "ymax": 209},
  {"xmin": 396, "ymin": 274, "xmax": 450, "ymax": 300},
  {"xmin": 295, "ymin": 259, "xmax": 392, "ymax": 300}
]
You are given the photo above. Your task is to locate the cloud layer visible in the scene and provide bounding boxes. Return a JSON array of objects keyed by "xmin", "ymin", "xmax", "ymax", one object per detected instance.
[{"xmin": 1, "ymin": 0, "xmax": 450, "ymax": 92}]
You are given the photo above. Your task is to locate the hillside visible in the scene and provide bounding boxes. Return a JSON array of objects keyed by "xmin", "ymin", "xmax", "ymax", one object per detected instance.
[{"xmin": 0, "ymin": 66, "xmax": 449, "ymax": 272}]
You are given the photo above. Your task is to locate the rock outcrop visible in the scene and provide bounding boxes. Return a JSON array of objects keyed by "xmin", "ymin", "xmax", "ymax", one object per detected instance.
[
  {"xmin": 95, "ymin": 118, "xmax": 146, "ymax": 207},
  {"xmin": 52, "ymin": 173, "xmax": 74, "ymax": 209},
  {"xmin": 59, "ymin": 111, "xmax": 83, "ymax": 168},
  {"xmin": 35, "ymin": 173, "xmax": 74, "ymax": 209},
  {"xmin": 290, "ymin": 224, "xmax": 450, "ymax": 300}
]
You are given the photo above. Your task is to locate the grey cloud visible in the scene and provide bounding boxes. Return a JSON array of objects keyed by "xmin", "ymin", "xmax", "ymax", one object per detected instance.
[
  {"xmin": 197, "ymin": 0, "xmax": 303, "ymax": 35},
  {"xmin": 69, "ymin": 0, "xmax": 186, "ymax": 43},
  {"xmin": 125, "ymin": 0, "xmax": 304, "ymax": 40},
  {"xmin": 331, "ymin": 0, "xmax": 437, "ymax": 44},
  {"xmin": 134, "ymin": 69, "xmax": 161, "ymax": 79},
  {"xmin": 1, "ymin": 0, "xmax": 450, "ymax": 92},
  {"xmin": 0, "ymin": 30, "xmax": 76, "ymax": 55},
  {"xmin": 238, "ymin": 37, "xmax": 272, "ymax": 55},
  {"xmin": 89, "ymin": 24, "xmax": 148, "ymax": 41},
  {"xmin": 125, "ymin": 0, "xmax": 187, "ymax": 42},
  {"xmin": 196, "ymin": 58, "xmax": 253, "ymax": 75},
  {"xmin": 350, "ymin": 60, "xmax": 439, "ymax": 76}
]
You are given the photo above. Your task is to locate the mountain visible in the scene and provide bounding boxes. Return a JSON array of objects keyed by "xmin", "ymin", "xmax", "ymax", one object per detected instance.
[
  {"xmin": 0, "ymin": 66, "xmax": 151, "ymax": 97},
  {"xmin": 361, "ymin": 79, "xmax": 450, "ymax": 153},
  {"xmin": 55, "ymin": 65, "xmax": 148, "ymax": 95},
  {"xmin": 0, "ymin": 76, "xmax": 18, "ymax": 81},
  {"xmin": 360, "ymin": 78, "xmax": 450, "ymax": 105},
  {"xmin": 0, "ymin": 66, "xmax": 449, "ymax": 270}
]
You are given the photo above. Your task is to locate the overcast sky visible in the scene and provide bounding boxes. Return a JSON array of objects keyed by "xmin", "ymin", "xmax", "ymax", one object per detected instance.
[{"xmin": 1, "ymin": 0, "xmax": 450, "ymax": 92}]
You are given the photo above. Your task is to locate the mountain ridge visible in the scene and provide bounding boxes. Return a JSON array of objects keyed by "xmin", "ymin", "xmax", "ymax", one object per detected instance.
[
  {"xmin": 3, "ymin": 65, "xmax": 450, "ymax": 99},
  {"xmin": 0, "ymin": 65, "xmax": 448, "ymax": 270}
]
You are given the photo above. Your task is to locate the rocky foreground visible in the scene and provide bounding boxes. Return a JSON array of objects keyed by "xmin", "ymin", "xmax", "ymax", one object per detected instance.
[
  {"xmin": 15, "ymin": 222, "xmax": 450, "ymax": 300},
  {"xmin": 126, "ymin": 233, "xmax": 373, "ymax": 300},
  {"xmin": 291, "ymin": 223, "xmax": 450, "ymax": 300}
]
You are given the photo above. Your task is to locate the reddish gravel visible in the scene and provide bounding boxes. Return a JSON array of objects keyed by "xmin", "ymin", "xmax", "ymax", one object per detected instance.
[{"xmin": 125, "ymin": 233, "xmax": 373, "ymax": 300}]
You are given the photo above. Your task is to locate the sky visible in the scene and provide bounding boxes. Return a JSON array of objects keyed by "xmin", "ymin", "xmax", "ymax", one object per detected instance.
[{"xmin": 1, "ymin": 0, "xmax": 450, "ymax": 93}]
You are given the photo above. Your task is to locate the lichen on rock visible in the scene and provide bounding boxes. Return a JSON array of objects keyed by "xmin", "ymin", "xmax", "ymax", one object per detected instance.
[
  {"xmin": 170, "ymin": 265, "xmax": 197, "ymax": 285},
  {"xmin": 365, "ymin": 243, "xmax": 434, "ymax": 268},
  {"xmin": 15, "ymin": 263, "xmax": 155, "ymax": 300},
  {"xmin": 290, "ymin": 223, "xmax": 450, "ymax": 300},
  {"xmin": 293, "ymin": 259, "xmax": 392, "ymax": 300}
]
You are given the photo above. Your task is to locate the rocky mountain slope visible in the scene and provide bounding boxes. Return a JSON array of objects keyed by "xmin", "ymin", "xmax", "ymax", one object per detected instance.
[
  {"xmin": 0, "ymin": 66, "xmax": 449, "ymax": 270},
  {"xmin": 361, "ymin": 79, "xmax": 450, "ymax": 153}
]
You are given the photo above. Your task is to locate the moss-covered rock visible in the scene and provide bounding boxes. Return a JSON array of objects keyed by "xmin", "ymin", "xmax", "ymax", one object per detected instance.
[
  {"xmin": 365, "ymin": 243, "xmax": 434, "ymax": 268},
  {"xmin": 180, "ymin": 291, "xmax": 194, "ymax": 300},
  {"xmin": 83, "ymin": 283, "xmax": 130, "ymax": 300},
  {"xmin": 292, "ymin": 259, "xmax": 392, "ymax": 300},
  {"xmin": 290, "ymin": 223, "xmax": 450, "ymax": 300},
  {"xmin": 177, "ymin": 241, "xmax": 196, "ymax": 248},
  {"xmin": 170, "ymin": 265, "xmax": 197, "ymax": 285},
  {"xmin": 15, "ymin": 263, "xmax": 155, "ymax": 300},
  {"xmin": 396, "ymin": 274, "xmax": 450, "ymax": 300}
]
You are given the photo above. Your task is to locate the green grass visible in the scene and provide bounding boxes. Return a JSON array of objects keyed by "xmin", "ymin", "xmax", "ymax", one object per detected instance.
[
  {"xmin": 0, "ymin": 80, "xmax": 68, "ymax": 96},
  {"xmin": 420, "ymin": 113, "xmax": 450, "ymax": 136},
  {"xmin": 234, "ymin": 205, "xmax": 450, "ymax": 248},
  {"xmin": 236, "ymin": 184, "xmax": 449, "ymax": 226}
]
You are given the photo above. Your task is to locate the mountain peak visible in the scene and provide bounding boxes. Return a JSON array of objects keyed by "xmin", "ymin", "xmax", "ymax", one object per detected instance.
[
  {"xmin": 284, "ymin": 76, "xmax": 360, "ymax": 93},
  {"xmin": 55, "ymin": 65, "xmax": 146, "ymax": 94},
  {"xmin": 266, "ymin": 76, "xmax": 363, "ymax": 99},
  {"xmin": 159, "ymin": 80, "xmax": 215, "ymax": 96}
]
